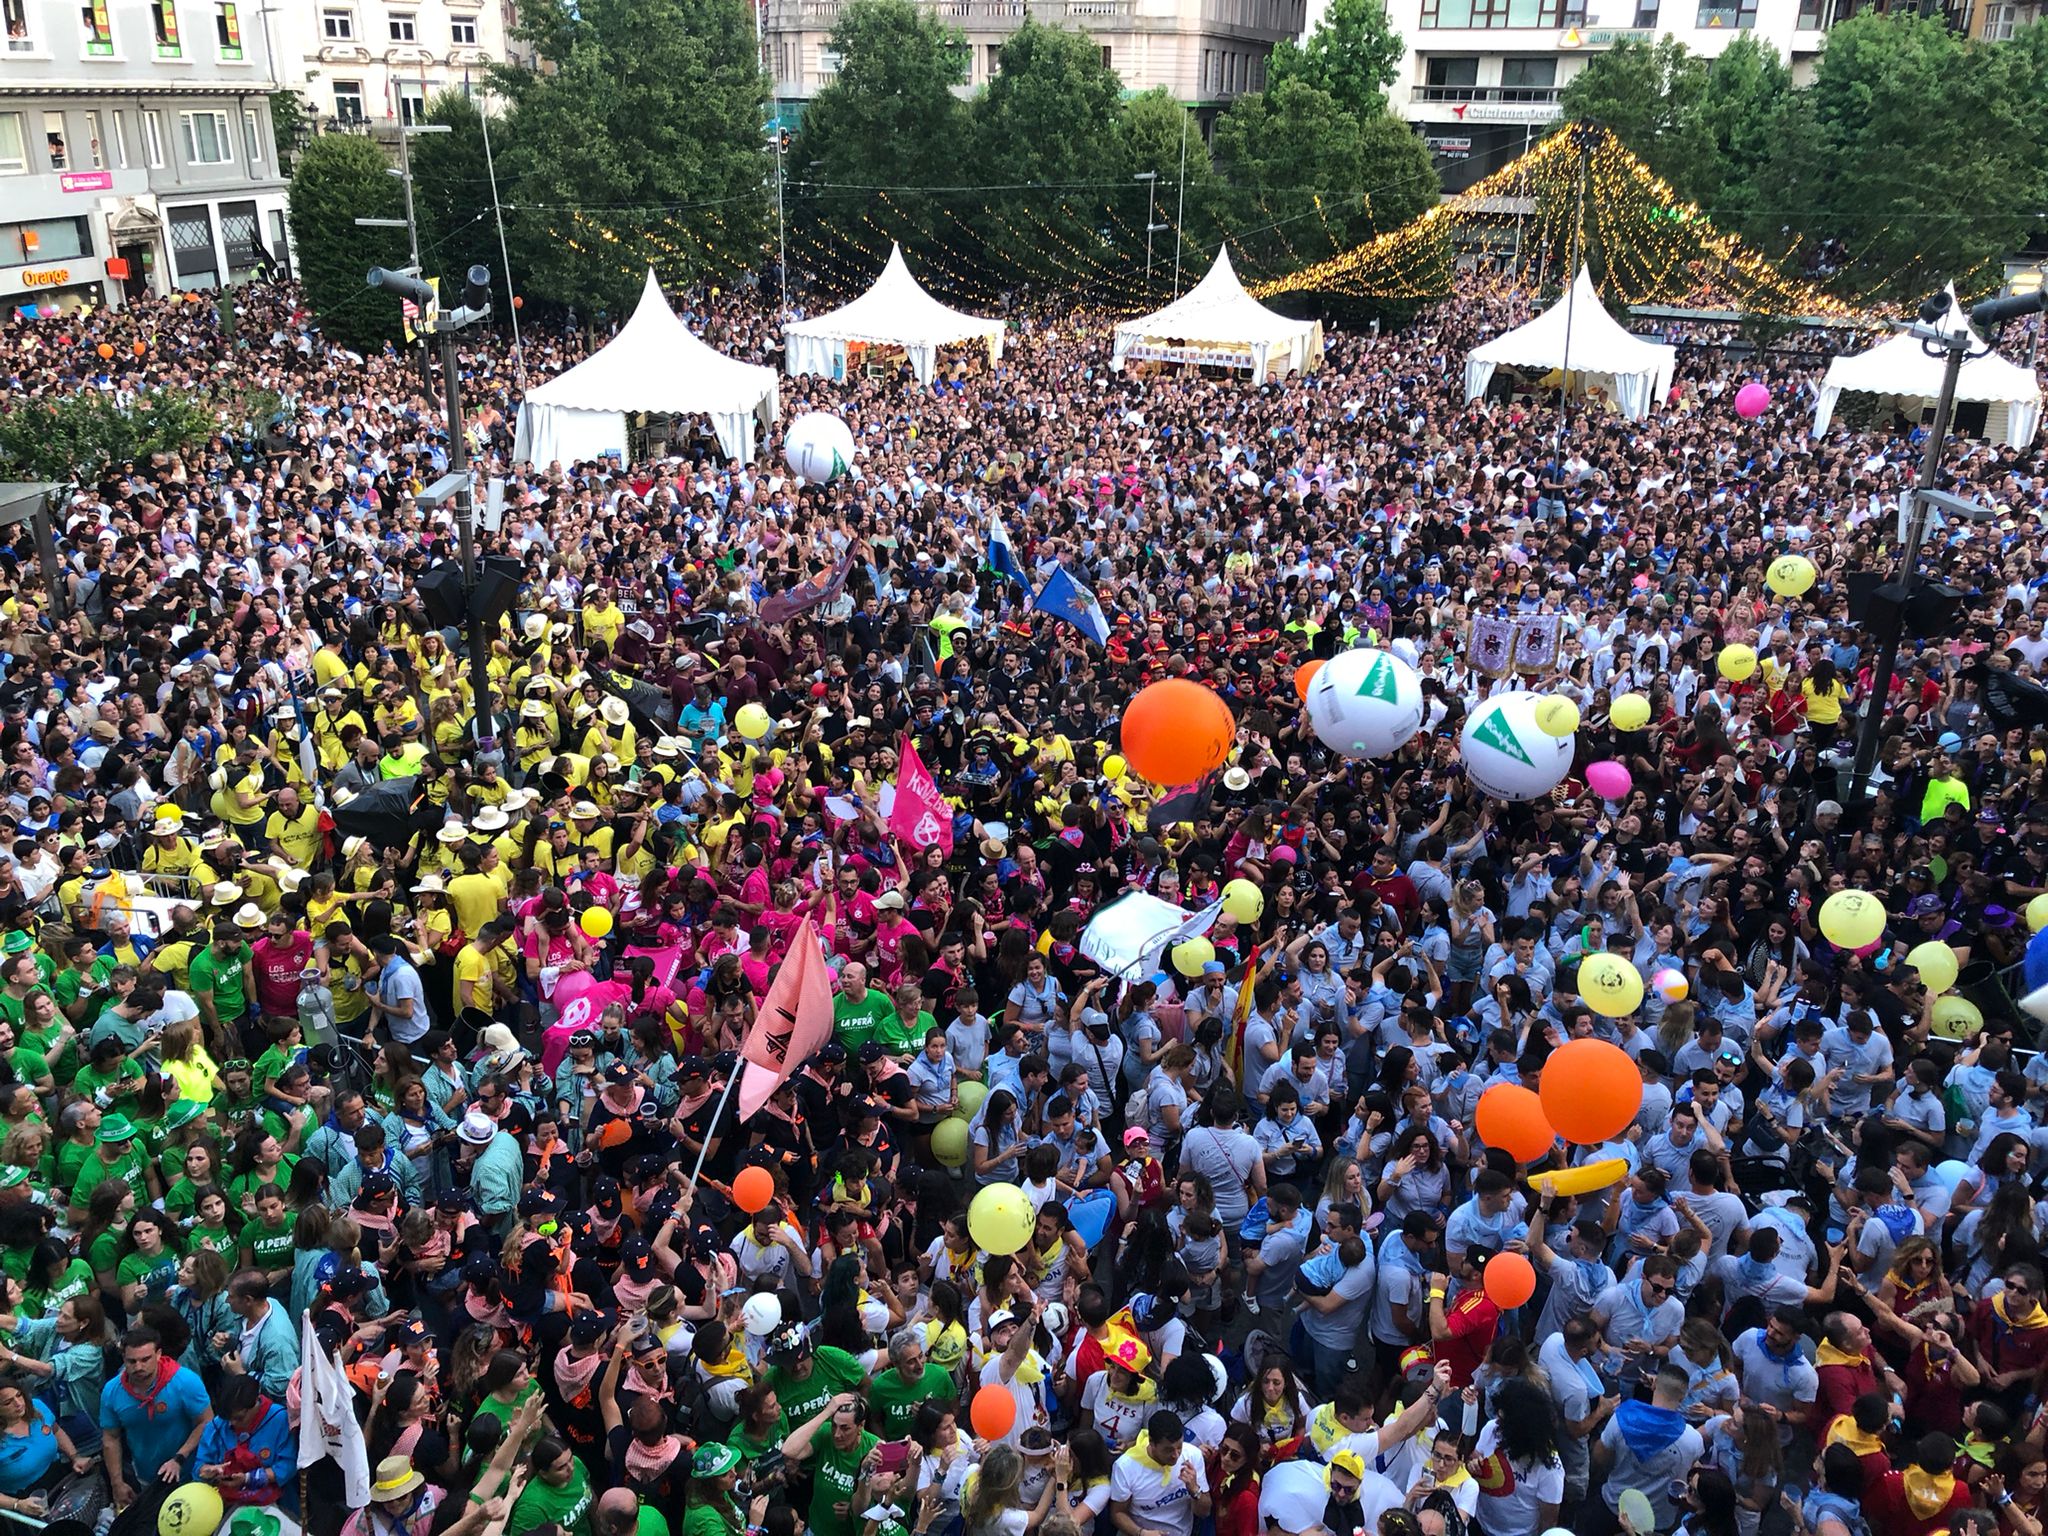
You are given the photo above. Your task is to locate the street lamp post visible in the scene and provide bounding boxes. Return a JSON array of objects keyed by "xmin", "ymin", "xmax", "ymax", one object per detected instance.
[
  {"xmin": 1135, "ymin": 171, "xmax": 1169, "ymax": 297},
  {"xmin": 1846, "ymin": 283, "xmax": 2048, "ymax": 804}
]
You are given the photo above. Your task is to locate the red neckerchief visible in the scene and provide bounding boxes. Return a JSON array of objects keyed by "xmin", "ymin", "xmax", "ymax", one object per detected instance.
[{"xmin": 119, "ymin": 1355, "xmax": 179, "ymax": 1418}]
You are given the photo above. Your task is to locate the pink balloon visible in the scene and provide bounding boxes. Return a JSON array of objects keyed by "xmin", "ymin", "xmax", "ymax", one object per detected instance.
[
  {"xmin": 1586, "ymin": 759, "xmax": 1633, "ymax": 800},
  {"xmin": 1734, "ymin": 382, "xmax": 1771, "ymax": 419}
]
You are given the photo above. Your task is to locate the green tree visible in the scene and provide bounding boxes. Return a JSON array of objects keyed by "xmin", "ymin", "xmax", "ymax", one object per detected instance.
[
  {"xmin": 967, "ymin": 21, "xmax": 1127, "ymax": 287},
  {"xmin": 409, "ymin": 90, "xmax": 504, "ymax": 309},
  {"xmin": 1694, "ymin": 34, "xmax": 1790, "ymax": 230},
  {"xmin": 0, "ymin": 389, "xmax": 222, "ymax": 484},
  {"xmin": 287, "ymin": 131, "xmax": 408, "ymax": 351},
  {"xmin": 1560, "ymin": 36, "xmax": 1713, "ymax": 202},
  {"xmin": 1771, "ymin": 12, "xmax": 2046, "ymax": 297},
  {"xmin": 496, "ymin": 0, "xmax": 769, "ymax": 315},
  {"xmin": 1266, "ymin": 0, "xmax": 1403, "ymax": 122},
  {"xmin": 789, "ymin": 0, "xmax": 968, "ymax": 269},
  {"xmin": 1208, "ymin": 78, "xmax": 1437, "ymax": 279},
  {"xmin": 269, "ymin": 90, "xmax": 308, "ymax": 174}
]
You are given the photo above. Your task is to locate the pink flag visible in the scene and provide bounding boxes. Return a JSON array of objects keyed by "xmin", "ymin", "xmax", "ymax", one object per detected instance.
[
  {"xmin": 890, "ymin": 734, "xmax": 955, "ymax": 855},
  {"xmin": 738, "ymin": 917, "xmax": 835, "ymax": 1119}
]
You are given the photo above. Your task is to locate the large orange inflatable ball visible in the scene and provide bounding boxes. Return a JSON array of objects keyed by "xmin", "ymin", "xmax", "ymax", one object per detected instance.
[
  {"xmin": 1538, "ymin": 1038, "xmax": 1643, "ymax": 1146},
  {"xmin": 1120, "ymin": 679, "xmax": 1235, "ymax": 786},
  {"xmin": 969, "ymin": 1384, "xmax": 1016, "ymax": 1440},
  {"xmin": 1473, "ymin": 1084, "xmax": 1555, "ymax": 1164},
  {"xmin": 731, "ymin": 1165, "xmax": 775, "ymax": 1214},
  {"xmin": 1294, "ymin": 660, "xmax": 1325, "ymax": 703},
  {"xmin": 1483, "ymin": 1251, "xmax": 1537, "ymax": 1309}
]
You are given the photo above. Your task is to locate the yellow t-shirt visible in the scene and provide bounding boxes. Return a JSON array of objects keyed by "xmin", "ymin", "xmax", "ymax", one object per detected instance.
[
  {"xmin": 164, "ymin": 1045, "xmax": 220, "ymax": 1105},
  {"xmin": 266, "ymin": 806, "xmax": 324, "ymax": 871},
  {"xmin": 210, "ymin": 770, "xmax": 268, "ymax": 828},
  {"xmin": 447, "ymin": 874, "xmax": 505, "ymax": 938},
  {"xmin": 454, "ymin": 943, "xmax": 495, "ymax": 1011},
  {"xmin": 1801, "ymin": 677, "xmax": 1847, "ymax": 726}
]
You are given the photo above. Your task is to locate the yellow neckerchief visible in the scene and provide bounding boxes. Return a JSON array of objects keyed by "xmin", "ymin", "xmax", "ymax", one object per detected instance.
[
  {"xmin": 1825, "ymin": 1418, "xmax": 1885, "ymax": 1459},
  {"xmin": 1432, "ymin": 1459, "xmax": 1471, "ymax": 1491},
  {"xmin": 944, "ymin": 1243, "xmax": 978, "ymax": 1282},
  {"xmin": 1996, "ymin": 1291, "xmax": 2048, "ymax": 1329},
  {"xmin": 1011, "ymin": 1348, "xmax": 1044, "ymax": 1388},
  {"xmin": 701, "ymin": 1341, "xmax": 752, "ymax": 1381},
  {"xmin": 1902, "ymin": 1466, "xmax": 1957, "ymax": 1520},
  {"xmin": 1035, "ymin": 1233, "xmax": 1062, "ymax": 1270},
  {"xmin": 1127, "ymin": 1430, "xmax": 1178, "ymax": 1488},
  {"xmin": 1815, "ymin": 1340, "xmax": 1867, "ymax": 1370},
  {"xmin": 1108, "ymin": 1372, "xmax": 1158, "ymax": 1406}
]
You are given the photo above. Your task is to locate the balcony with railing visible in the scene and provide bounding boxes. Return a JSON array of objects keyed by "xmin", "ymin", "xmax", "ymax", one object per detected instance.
[{"xmin": 1412, "ymin": 83, "xmax": 1561, "ymax": 103}]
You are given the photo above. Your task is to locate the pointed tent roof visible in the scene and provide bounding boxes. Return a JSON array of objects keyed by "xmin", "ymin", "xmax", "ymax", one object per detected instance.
[
  {"xmin": 783, "ymin": 244, "xmax": 1005, "ymax": 350},
  {"xmin": 1466, "ymin": 266, "xmax": 1673, "ymax": 379},
  {"xmin": 1115, "ymin": 247, "xmax": 1312, "ymax": 349},
  {"xmin": 524, "ymin": 269, "xmax": 778, "ymax": 418},
  {"xmin": 1817, "ymin": 329, "xmax": 2041, "ymax": 412}
]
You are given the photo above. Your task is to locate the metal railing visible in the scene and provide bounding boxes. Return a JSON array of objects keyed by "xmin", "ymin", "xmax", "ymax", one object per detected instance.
[{"xmin": 1412, "ymin": 83, "xmax": 1563, "ymax": 104}]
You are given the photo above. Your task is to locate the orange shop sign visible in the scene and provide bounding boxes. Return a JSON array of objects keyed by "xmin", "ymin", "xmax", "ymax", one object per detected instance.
[{"xmin": 19, "ymin": 268, "xmax": 72, "ymax": 288}]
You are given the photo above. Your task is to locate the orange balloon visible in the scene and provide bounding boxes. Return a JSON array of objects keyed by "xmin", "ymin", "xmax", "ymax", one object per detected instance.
[
  {"xmin": 1539, "ymin": 1038, "xmax": 1643, "ymax": 1147},
  {"xmin": 1294, "ymin": 660, "xmax": 1325, "ymax": 703},
  {"xmin": 731, "ymin": 1165, "xmax": 775, "ymax": 1214},
  {"xmin": 96, "ymin": 343, "xmax": 113, "ymax": 359},
  {"xmin": 132, "ymin": 341, "xmax": 146, "ymax": 356},
  {"xmin": 1483, "ymin": 1250, "xmax": 1537, "ymax": 1310},
  {"xmin": 969, "ymin": 1383, "xmax": 1016, "ymax": 1440},
  {"xmin": 1120, "ymin": 679, "xmax": 1234, "ymax": 787},
  {"xmin": 1473, "ymin": 1083, "xmax": 1554, "ymax": 1164}
]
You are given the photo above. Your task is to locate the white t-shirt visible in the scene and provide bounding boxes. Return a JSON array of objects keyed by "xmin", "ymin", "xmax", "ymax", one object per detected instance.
[
  {"xmin": 1079, "ymin": 1372, "xmax": 1152, "ymax": 1453},
  {"xmin": 1108, "ymin": 1444, "xmax": 1209, "ymax": 1536},
  {"xmin": 1469, "ymin": 1419, "xmax": 1566, "ymax": 1532}
]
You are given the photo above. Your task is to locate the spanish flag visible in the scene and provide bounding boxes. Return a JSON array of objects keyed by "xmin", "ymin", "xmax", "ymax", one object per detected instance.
[{"xmin": 1225, "ymin": 943, "xmax": 1259, "ymax": 1087}]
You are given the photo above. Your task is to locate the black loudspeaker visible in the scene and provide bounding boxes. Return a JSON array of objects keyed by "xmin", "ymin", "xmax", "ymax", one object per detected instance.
[
  {"xmin": 416, "ymin": 563, "xmax": 467, "ymax": 629},
  {"xmin": 1844, "ymin": 570, "xmax": 1890, "ymax": 626},
  {"xmin": 1904, "ymin": 581, "xmax": 1966, "ymax": 639},
  {"xmin": 468, "ymin": 563, "xmax": 522, "ymax": 627}
]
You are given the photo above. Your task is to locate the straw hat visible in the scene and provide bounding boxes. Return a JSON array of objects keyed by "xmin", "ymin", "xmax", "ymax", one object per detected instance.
[
  {"xmin": 434, "ymin": 822, "xmax": 470, "ymax": 846},
  {"xmin": 599, "ymin": 696, "xmax": 631, "ymax": 726},
  {"xmin": 231, "ymin": 903, "xmax": 265, "ymax": 930},
  {"xmin": 473, "ymin": 807, "xmax": 510, "ymax": 833}
]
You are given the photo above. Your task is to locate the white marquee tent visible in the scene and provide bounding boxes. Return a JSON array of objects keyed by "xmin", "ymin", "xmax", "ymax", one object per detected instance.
[
  {"xmin": 1111, "ymin": 247, "xmax": 1323, "ymax": 384},
  {"xmin": 1811, "ymin": 329, "xmax": 2042, "ymax": 448},
  {"xmin": 513, "ymin": 270, "xmax": 780, "ymax": 466},
  {"xmin": 783, "ymin": 244, "xmax": 1006, "ymax": 385},
  {"xmin": 1463, "ymin": 266, "xmax": 1677, "ymax": 422}
]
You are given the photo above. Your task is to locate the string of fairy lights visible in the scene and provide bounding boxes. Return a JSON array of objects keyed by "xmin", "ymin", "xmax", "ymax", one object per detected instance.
[{"xmin": 528, "ymin": 124, "xmax": 1938, "ymax": 321}]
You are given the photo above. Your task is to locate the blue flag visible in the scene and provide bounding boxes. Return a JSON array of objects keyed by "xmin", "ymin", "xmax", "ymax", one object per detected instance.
[
  {"xmin": 986, "ymin": 509, "xmax": 1030, "ymax": 592},
  {"xmin": 1035, "ymin": 566, "xmax": 1112, "ymax": 646}
]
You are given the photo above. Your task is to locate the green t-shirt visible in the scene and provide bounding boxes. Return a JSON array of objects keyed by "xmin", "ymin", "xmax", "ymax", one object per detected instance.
[
  {"xmin": 245, "ymin": 1216, "xmax": 297, "ymax": 1274},
  {"xmin": 189, "ymin": 1222, "xmax": 236, "ymax": 1258},
  {"xmin": 729, "ymin": 1412, "xmax": 789, "ymax": 1466},
  {"xmin": 872, "ymin": 1009, "xmax": 935, "ymax": 1058},
  {"xmin": 509, "ymin": 1455, "xmax": 592, "ymax": 1536},
  {"xmin": 117, "ymin": 1246, "xmax": 180, "ymax": 1301},
  {"xmin": 228, "ymin": 1157, "xmax": 297, "ymax": 1214},
  {"xmin": 72, "ymin": 1143, "xmax": 145, "ymax": 1210},
  {"xmin": 189, "ymin": 945, "xmax": 251, "ymax": 1017},
  {"xmin": 634, "ymin": 1506, "xmax": 671, "ymax": 1536},
  {"xmin": 252, "ymin": 1044, "xmax": 298, "ymax": 1098},
  {"xmin": 679, "ymin": 1501, "xmax": 734, "ymax": 1536},
  {"xmin": 832, "ymin": 989, "xmax": 893, "ymax": 1052},
  {"xmin": 764, "ymin": 1343, "xmax": 868, "ymax": 1432},
  {"xmin": 806, "ymin": 1422, "xmax": 879, "ymax": 1536},
  {"xmin": 6, "ymin": 1046, "xmax": 48, "ymax": 1086},
  {"xmin": 22, "ymin": 1256, "xmax": 93, "ymax": 1319},
  {"xmin": 867, "ymin": 1360, "xmax": 954, "ymax": 1437},
  {"xmin": 51, "ymin": 1139, "xmax": 91, "ymax": 1197}
]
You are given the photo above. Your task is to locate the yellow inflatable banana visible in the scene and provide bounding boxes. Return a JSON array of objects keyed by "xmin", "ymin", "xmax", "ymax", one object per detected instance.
[{"xmin": 1528, "ymin": 1158, "xmax": 1630, "ymax": 1197}]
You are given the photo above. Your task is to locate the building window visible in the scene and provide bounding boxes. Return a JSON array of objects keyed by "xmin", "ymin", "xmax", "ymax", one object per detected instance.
[
  {"xmin": 333, "ymin": 80, "xmax": 364, "ymax": 120},
  {"xmin": 215, "ymin": 1, "xmax": 240, "ymax": 57},
  {"xmin": 84, "ymin": 110, "xmax": 105, "ymax": 168},
  {"xmin": 80, "ymin": 0, "xmax": 114, "ymax": 54},
  {"xmin": 450, "ymin": 14, "xmax": 476, "ymax": 42},
  {"xmin": 1634, "ymin": 0, "xmax": 1660, "ymax": 21},
  {"xmin": 181, "ymin": 109, "xmax": 231, "ymax": 164},
  {"xmin": 1425, "ymin": 55, "xmax": 1479, "ymax": 85},
  {"xmin": 5, "ymin": 217, "xmax": 91, "ymax": 261},
  {"xmin": 1983, "ymin": 0, "xmax": 2018, "ymax": 32},
  {"xmin": 0, "ymin": 114, "xmax": 25, "ymax": 175},
  {"xmin": 321, "ymin": 7, "xmax": 353, "ymax": 38},
  {"xmin": 1420, "ymin": 0, "xmax": 1570, "ymax": 23},
  {"xmin": 43, "ymin": 111, "xmax": 67, "ymax": 171},
  {"xmin": 1500, "ymin": 56, "xmax": 1556, "ymax": 91},
  {"xmin": 243, "ymin": 108, "xmax": 261, "ymax": 168},
  {"xmin": 397, "ymin": 81, "xmax": 425, "ymax": 123},
  {"xmin": 267, "ymin": 207, "xmax": 287, "ymax": 264},
  {"xmin": 108, "ymin": 109, "xmax": 127, "ymax": 167},
  {"xmin": 388, "ymin": 10, "xmax": 415, "ymax": 39},
  {"xmin": 143, "ymin": 109, "xmax": 165, "ymax": 165},
  {"xmin": 1695, "ymin": 0, "xmax": 1756, "ymax": 23},
  {"xmin": 151, "ymin": 0, "xmax": 180, "ymax": 56},
  {"xmin": 984, "ymin": 41, "xmax": 1000, "ymax": 77},
  {"xmin": 168, "ymin": 203, "xmax": 217, "ymax": 287},
  {"xmin": 3, "ymin": 0, "xmax": 36, "ymax": 54},
  {"xmin": 220, "ymin": 199, "xmax": 260, "ymax": 270}
]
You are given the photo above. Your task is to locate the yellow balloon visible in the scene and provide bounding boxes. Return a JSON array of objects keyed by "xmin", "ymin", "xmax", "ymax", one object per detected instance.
[
  {"xmin": 2028, "ymin": 893, "xmax": 2048, "ymax": 933},
  {"xmin": 1577, "ymin": 952, "xmax": 1645, "ymax": 1018},
  {"xmin": 1610, "ymin": 693, "xmax": 1651, "ymax": 731},
  {"xmin": 931, "ymin": 1118, "xmax": 971, "ymax": 1168},
  {"xmin": 1221, "ymin": 879, "xmax": 1264, "ymax": 924},
  {"xmin": 1906, "ymin": 940, "xmax": 1959, "ymax": 994},
  {"xmin": 968, "ymin": 1181, "xmax": 1035, "ymax": 1255},
  {"xmin": 1172, "ymin": 936, "xmax": 1215, "ymax": 977},
  {"xmin": 159, "ymin": 1485, "xmax": 225, "ymax": 1536},
  {"xmin": 1718, "ymin": 645, "xmax": 1758, "ymax": 682},
  {"xmin": 1767, "ymin": 554, "xmax": 1817, "ymax": 597},
  {"xmin": 956, "ymin": 1080, "xmax": 988, "ymax": 1119},
  {"xmin": 1103, "ymin": 754, "xmax": 1127, "ymax": 781},
  {"xmin": 579, "ymin": 906, "xmax": 613, "ymax": 939},
  {"xmin": 735, "ymin": 703, "xmax": 772, "ymax": 740},
  {"xmin": 1818, "ymin": 889, "xmax": 1887, "ymax": 950},
  {"xmin": 1931, "ymin": 994, "xmax": 1983, "ymax": 1040},
  {"xmin": 1533, "ymin": 696, "xmax": 1580, "ymax": 738}
]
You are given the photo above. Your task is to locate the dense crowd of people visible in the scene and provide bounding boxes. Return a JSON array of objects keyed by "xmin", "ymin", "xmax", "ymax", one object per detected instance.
[{"xmin": 0, "ymin": 256, "xmax": 2042, "ymax": 1536}]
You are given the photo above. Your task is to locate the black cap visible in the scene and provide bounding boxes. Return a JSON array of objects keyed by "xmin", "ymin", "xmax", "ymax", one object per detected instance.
[
  {"xmin": 569, "ymin": 1312, "xmax": 608, "ymax": 1346},
  {"xmin": 324, "ymin": 1265, "xmax": 372, "ymax": 1300},
  {"xmin": 436, "ymin": 1189, "xmax": 473, "ymax": 1212},
  {"xmin": 603, "ymin": 1062, "xmax": 635, "ymax": 1084},
  {"xmin": 713, "ymin": 1050, "xmax": 738, "ymax": 1076},
  {"xmin": 678, "ymin": 1055, "xmax": 708, "ymax": 1080},
  {"xmin": 817, "ymin": 1042, "xmax": 848, "ymax": 1065},
  {"xmin": 360, "ymin": 1170, "xmax": 398, "ymax": 1197},
  {"xmin": 857, "ymin": 1042, "xmax": 886, "ymax": 1064},
  {"xmin": 591, "ymin": 1176, "xmax": 622, "ymax": 1212}
]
